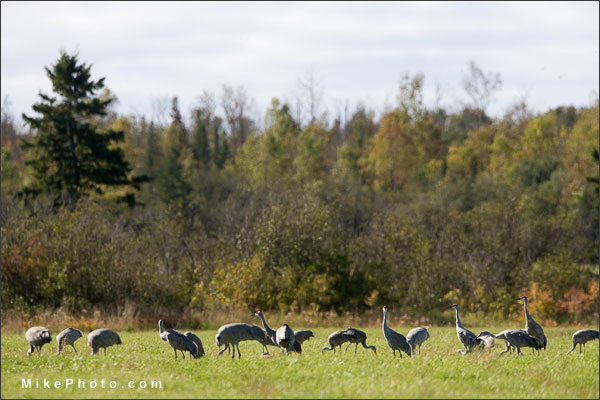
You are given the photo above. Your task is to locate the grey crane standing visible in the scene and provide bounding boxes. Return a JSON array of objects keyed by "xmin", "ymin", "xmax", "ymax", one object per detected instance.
[
  {"xmin": 495, "ymin": 330, "xmax": 540, "ymax": 356},
  {"xmin": 517, "ymin": 296, "xmax": 547, "ymax": 350},
  {"xmin": 448, "ymin": 304, "xmax": 482, "ymax": 354},
  {"xmin": 293, "ymin": 330, "xmax": 314, "ymax": 344},
  {"xmin": 184, "ymin": 331, "xmax": 205, "ymax": 357},
  {"xmin": 25, "ymin": 326, "xmax": 51, "ymax": 357},
  {"xmin": 406, "ymin": 327, "xmax": 430, "ymax": 356},
  {"xmin": 276, "ymin": 324, "xmax": 296, "ymax": 354},
  {"xmin": 215, "ymin": 323, "xmax": 270, "ymax": 359},
  {"xmin": 322, "ymin": 329, "xmax": 350, "ymax": 353},
  {"xmin": 343, "ymin": 327, "xmax": 376, "ymax": 354},
  {"xmin": 56, "ymin": 328, "xmax": 83, "ymax": 355},
  {"xmin": 382, "ymin": 306, "xmax": 412, "ymax": 358},
  {"xmin": 253, "ymin": 311, "xmax": 278, "ymax": 350},
  {"xmin": 158, "ymin": 320, "xmax": 198, "ymax": 359},
  {"xmin": 567, "ymin": 329, "xmax": 599, "ymax": 354},
  {"xmin": 87, "ymin": 328, "xmax": 122, "ymax": 355}
]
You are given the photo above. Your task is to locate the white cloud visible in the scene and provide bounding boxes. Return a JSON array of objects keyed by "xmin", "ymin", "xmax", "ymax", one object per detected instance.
[{"xmin": 2, "ymin": 1, "xmax": 598, "ymax": 124}]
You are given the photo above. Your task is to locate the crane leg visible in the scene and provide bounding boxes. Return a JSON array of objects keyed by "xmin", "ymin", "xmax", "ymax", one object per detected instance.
[
  {"xmin": 355, "ymin": 343, "xmax": 358, "ymax": 354},
  {"xmin": 231, "ymin": 343, "xmax": 236, "ymax": 359},
  {"xmin": 393, "ymin": 349, "xmax": 396, "ymax": 359},
  {"xmin": 103, "ymin": 348, "xmax": 106, "ymax": 356},
  {"xmin": 579, "ymin": 343, "xmax": 582, "ymax": 353},
  {"xmin": 181, "ymin": 350, "xmax": 185, "ymax": 359},
  {"xmin": 345, "ymin": 343, "xmax": 351, "ymax": 352},
  {"xmin": 174, "ymin": 349, "xmax": 177, "ymax": 359},
  {"xmin": 419, "ymin": 345, "xmax": 421, "ymax": 355},
  {"xmin": 236, "ymin": 343, "xmax": 242, "ymax": 359}
]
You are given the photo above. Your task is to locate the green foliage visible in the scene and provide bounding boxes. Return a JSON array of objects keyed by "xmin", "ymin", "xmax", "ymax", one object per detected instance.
[
  {"xmin": 4, "ymin": 59, "xmax": 599, "ymax": 324},
  {"xmin": 20, "ymin": 51, "xmax": 136, "ymax": 204}
]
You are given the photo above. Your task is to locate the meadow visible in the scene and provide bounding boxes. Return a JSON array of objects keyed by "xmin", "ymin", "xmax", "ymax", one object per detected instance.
[{"xmin": 1, "ymin": 326, "xmax": 598, "ymax": 399}]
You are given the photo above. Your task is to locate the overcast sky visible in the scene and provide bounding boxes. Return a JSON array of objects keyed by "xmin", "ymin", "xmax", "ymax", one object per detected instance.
[{"xmin": 1, "ymin": 1, "xmax": 598, "ymax": 127}]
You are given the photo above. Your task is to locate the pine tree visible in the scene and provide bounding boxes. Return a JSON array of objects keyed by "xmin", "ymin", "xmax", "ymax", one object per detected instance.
[
  {"xmin": 21, "ymin": 51, "xmax": 135, "ymax": 204},
  {"xmin": 190, "ymin": 109, "xmax": 211, "ymax": 168}
]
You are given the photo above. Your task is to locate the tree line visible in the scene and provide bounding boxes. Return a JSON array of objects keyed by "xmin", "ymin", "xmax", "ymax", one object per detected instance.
[{"xmin": 1, "ymin": 51, "xmax": 598, "ymax": 325}]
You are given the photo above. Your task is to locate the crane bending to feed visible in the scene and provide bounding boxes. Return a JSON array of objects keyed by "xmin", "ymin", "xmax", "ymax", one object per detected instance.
[
  {"xmin": 87, "ymin": 328, "xmax": 122, "ymax": 355},
  {"xmin": 342, "ymin": 327, "xmax": 376, "ymax": 354},
  {"xmin": 216, "ymin": 323, "xmax": 270, "ymax": 359},
  {"xmin": 158, "ymin": 320, "xmax": 198, "ymax": 359},
  {"xmin": 56, "ymin": 328, "xmax": 83, "ymax": 355},
  {"xmin": 406, "ymin": 327, "xmax": 430, "ymax": 356},
  {"xmin": 25, "ymin": 326, "xmax": 51, "ymax": 357},
  {"xmin": 567, "ymin": 329, "xmax": 599, "ymax": 354},
  {"xmin": 496, "ymin": 329, "xmax": 540, "ymax": 356},
  {"xmin": 322, "ymin": 329, "xmax": 350, "ymax": 353}
]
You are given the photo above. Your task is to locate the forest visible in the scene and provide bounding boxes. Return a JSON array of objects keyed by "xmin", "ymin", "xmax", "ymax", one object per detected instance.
[{"xmin": 1, "ymin": 51, "xmax": 598, "ymax": 327}]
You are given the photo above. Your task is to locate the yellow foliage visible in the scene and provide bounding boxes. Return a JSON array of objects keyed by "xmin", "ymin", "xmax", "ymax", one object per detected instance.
[{"xmin": 362, "ymin": 111, "xmax": 418, "ymax": 190}]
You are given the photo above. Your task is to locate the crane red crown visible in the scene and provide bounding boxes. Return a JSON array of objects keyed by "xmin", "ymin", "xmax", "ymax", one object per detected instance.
[{"xmin": 382, "ymin": 305, "xmax": 387, "ymax": 310}]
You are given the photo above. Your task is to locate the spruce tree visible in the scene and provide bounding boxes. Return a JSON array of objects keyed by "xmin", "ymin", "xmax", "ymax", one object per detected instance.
[{"xmin": 21, "ymin": 51, "xmax": 135, "ymax": 204}]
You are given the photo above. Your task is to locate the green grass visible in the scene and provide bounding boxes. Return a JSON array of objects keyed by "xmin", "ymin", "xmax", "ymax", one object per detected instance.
[{"xmin": 1, "ymin": 326, "xmax": 598, "ymax": 398}]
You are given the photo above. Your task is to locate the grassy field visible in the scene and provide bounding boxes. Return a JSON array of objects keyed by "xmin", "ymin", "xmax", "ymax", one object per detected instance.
[{"xmin": 1, "ymin": 326, "xmax": 598, "ymax": 399}]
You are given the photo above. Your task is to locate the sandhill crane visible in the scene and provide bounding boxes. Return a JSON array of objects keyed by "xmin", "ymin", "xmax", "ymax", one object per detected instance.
[
  {"xmin": 184, "ymin": 331, "xmax": 205, "ymax": 357},
  {"xmin": 343, "ymin": 327, "xmax": 376, "ymax": 354},
  {"xmin": 87, "ymin": 328, "xmax": 122, "ymax": 355},
  {"xmin": 476, "ymin": 331, "xmax": 495, "ymax": 349},
  {"xmin": 495, "ymin": 330, "xmax": 540, "ymax": 356},
  {"xmin": 517, "ymin": 296, "xmax": 547, "ymax": 350},
  {"xmin": 322, "ymin": 330, "xmax": 350, "ymax": 353},
  {"xmin": 492, "ymin": 329, "xmax": 522, "ymax": 355},
  {"xmin": 382, "ymin": 306, "xmax": 412, "ymax": 358},
  {"xmin": 220, "ymin": 324, "xmax": 271, "ymax": 356},
  {"xmin": 294, "ymin": 330, "xmax": 314, "ymax": 344},
  {"xmin": 253, "ymin": 311, "xmax": 277, "ymax": 346},
  {"xmin": 406, "ymin": 327, "xmax": 430, "ymax": 356},
  {"xmin": 158, "ymin": 320, "xmax": 197, "ymax": 359},
  {"xmin": 56, "ymin": 328, "xmax": 83, "ymax": 355},
  {"xmin": 448, "ymin": 304, "xmax": 482, "ymax": 354},
  {"xmin": 276, "ymin": 324, "xmax": 296, "ymax": 354},
  {"xmin": 25, "ymin": 326, "xmax": 51, "ymax": 357},
  {"xmin": 567, "ymin": 329, "xmax": 599, "ymax": 354},
  {"xmin": 215, "ymin": 323, "xmax": 270, "ymax": 359}
]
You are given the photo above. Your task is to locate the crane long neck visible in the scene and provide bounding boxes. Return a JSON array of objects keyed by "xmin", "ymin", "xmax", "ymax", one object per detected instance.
[
  {"xmin": 522, "ymin": 299, "xmax": 530, "ymax": 317},
  {"xmin": 259, "ymin": 314, "xmax": 272, "ymax": 333},
  {"xmin": 454, "ymin": 308, "xmax": 463, "ymax": 328},
  {"xmin": 382, "ymin": 310, "xmax": 388, "ymax": 331}
]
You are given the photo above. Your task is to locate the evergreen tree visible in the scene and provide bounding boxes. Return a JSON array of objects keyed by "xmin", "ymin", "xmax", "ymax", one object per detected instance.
[
  {"xmin": 155, "ymin": 145, "xmax": 191, "ymax": 203},
  {"xmin": 21, "ymin": 51, "xmax": 135, "ymax": 204},
  {"xmin": 190, "ymin": 109, "xmax": 211, "ymax": 168}
]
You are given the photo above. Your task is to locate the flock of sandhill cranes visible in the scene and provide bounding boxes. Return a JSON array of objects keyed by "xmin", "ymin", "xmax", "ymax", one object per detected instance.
[{"xmin": 24, "ymin": 296, "xmax": 598, "ymax": 360}]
